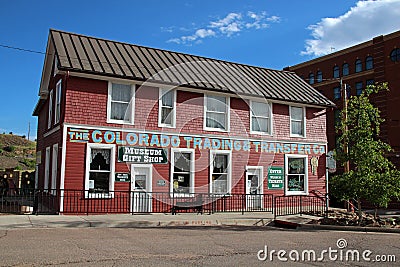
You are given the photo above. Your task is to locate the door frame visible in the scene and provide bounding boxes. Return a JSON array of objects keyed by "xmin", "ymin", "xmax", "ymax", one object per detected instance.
[
  {"xmin": 130, "ymin": 164, "xmax": 153, "ymax": 213},
  {"xmin": 245, "ymin": 166, "xmax": 264, "ymax": 208}
]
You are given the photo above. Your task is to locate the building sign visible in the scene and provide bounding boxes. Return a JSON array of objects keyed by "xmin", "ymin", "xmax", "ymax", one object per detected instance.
[
  {"xmin": 115, "ymin": 173, "xmax": 130, "ymax": 182},
  {"xmin": 118, "ymin": 146, "xmax": 168, "ymax": 164},
  {"xmin": 67, "ymin": 127, "xmax": 326, "ymax": 155},
  {"xmin": 157, "ymin": 180, "xmax": 166, "ymax": 186},
  {"xmin": 268, "ymin": 167, "xmax": 284, "ymax": 190}
]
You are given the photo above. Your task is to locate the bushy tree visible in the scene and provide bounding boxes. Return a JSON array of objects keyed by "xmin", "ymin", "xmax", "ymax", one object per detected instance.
[{"xmin": 330, "ymin": 83, "xmax": 400, "ymax": 219}]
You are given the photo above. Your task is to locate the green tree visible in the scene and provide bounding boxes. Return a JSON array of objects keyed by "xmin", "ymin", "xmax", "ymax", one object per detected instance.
[{"xmin": 330, "ymin": 83, "xmax": 400, "ymax": 219}]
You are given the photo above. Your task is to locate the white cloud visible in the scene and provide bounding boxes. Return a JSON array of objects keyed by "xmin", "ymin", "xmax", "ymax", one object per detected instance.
[
  {"xmin": 167, "ymin": 11, "xmax": 280, "ymax": 44},
  {"xmin": 302, "ymin": 0, "xmax": 400, "ymax": 56}
]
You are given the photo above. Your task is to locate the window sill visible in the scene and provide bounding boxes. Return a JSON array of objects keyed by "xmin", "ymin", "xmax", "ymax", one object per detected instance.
[
  {"xmin": 158, "ymin": 124, "xmax": 176, "ymax": 129},
  {"xmin": 250, "ymin": 130, "xmax": 273, "ymax": 136},
  {"xmin": 204, "ymin": 127, "xmax": 229, "ymax": 133},
  {"xmin": 290, "ymin": 134, "xmax": 306, "ymax": 138},
  {"xmin": 107, "ymin": 119, "xmax": 134, "ymax": 125},
  {"xmin": 285, "ymin": 192, "xmax": 308, "ymax": 196}
]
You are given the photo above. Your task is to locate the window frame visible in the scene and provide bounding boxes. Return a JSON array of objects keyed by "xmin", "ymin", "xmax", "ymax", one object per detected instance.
[
  {"xmin": 285, "ymin": 154, "xmax": 308, "ymax": 196},
  {"xmin": 365, "ymin": 56, "xmax": 373, "ymax": 70},
  {"xmin": 170, "ymin": 148, "xmax": 195, "ymax": 196},
  {"xmin": 316, "ymin": 71, "xmax": 322, "ymax": 83},
  {"xmin": 333, "ymin": 66, "xmax": 340, "ymax": 78},
  {"xmin": 250, "ymin": 100, "xmax": 273, "ymax": 135},
  {"xmin": 158, "ymin": 88, "xmax": 176, "ymax": 128},
  {"xmin": 204, "ymin": 94, "xmax": 230, "ymax": 132},
  {"xmin": 390, "ymin": 48, "xmax": 400, "ymax": 62},
  {"xmin": 84, "ymin": 143, "xmax": 116, "ymax": 198},
  {"xmin": 333, "ymin": 86, "xmax": 341, "ymax": 100},
  {"xmin": 289, "ymin": 105, "xmax": 306, "ymax": 138},
  {"xmin": 355, "ymin": 81, "xmax": 363, "ymax": 96},
  {"xmin": 342, "ymin": 63, "xmax": 349, "ymax": 76},
  {"xmin": 107, "ymin": 81, "xmax": 135, "ymax": 125},
  {"xmin": 209, "ymin": 150, "xmax": 232, "ymax": 195},
  {"xmin": 355, "ymin": 59, "xmax": 362, "ymax": 73},
  {"xmin": 308, "ymin": 73, "xmax": 314, "ymax": 84},
  {"xmin": 54, "ymin": 79, "xmax": 62, "ymax": 124},
  {"xmin": 44, "ymin": 146, "xmax": 51, "ymax": 192},
  {"xmin": 51, "ymin": 143, "xmax": 58, "ymax": 195},
  {"xmin": 47, "ymin": 90, "xmax": 53, "ymax": 129}
]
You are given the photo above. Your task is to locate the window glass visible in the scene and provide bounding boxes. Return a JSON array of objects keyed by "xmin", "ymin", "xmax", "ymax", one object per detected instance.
[
  {"xmin": 89, "ymin": 149, "xmax": 111, "ymax": 193},
  {"xmin": 55, "ymin": 80, "xmax": 62, "ymax": 124},
  {"xmin": 205, "ymin": 95, "xmax": 228, "ymax": 130},
  {"xmin": 308, "ymin": 73, "xmax": 314, "ymax": 84},
  {"xmin": 160, "ymin": 89, "xmax": 175, "ymax": 126},
  {"xmin": 333, "ymin": 66, "xmax": 339, "ymax": 78},
  {"xmin": 251, "ymin": 101, "xmax": 270, "ymax": 133},
  {"xmin": 172, "ymin": 151, "xmax": 192, "ymax": 194},
  {"xmin": 356, "ymin": 82, "xmax": 363, "ymax": 96},
  {"xmin": 390, "ymin": 48, "xmax": 400, "ymax": 62},
  {"xmin": 290, "ymin": 106, "xmax": 305, "ymax": 136},
  {"xmin": 342, "ymin": 63, "xmax": 349, "ymax": 76},
  {"xmin": 366, "ymin": 56, "xmax": 373, "ymax": 70},
  {"xmin": 287, "ymin": 157, "xmax": 306, "ymax": 192},
  {"xmin": 355, "ymin": 59, "xmax": 362, "ymax": 73},
  {"xmin": 48, "ymin": 90, "xmax": 53, "ymax": 129},
  {"xmin": 316, "ymin": 71, "xmax": 322, "ymax": 83},
  {"xmin": 333, "ymin": 86, "xmax": 341, "ymax": 100},
  {"xmin": 110, "ymin": 83, "xmax": 132, "ymax": 122}
]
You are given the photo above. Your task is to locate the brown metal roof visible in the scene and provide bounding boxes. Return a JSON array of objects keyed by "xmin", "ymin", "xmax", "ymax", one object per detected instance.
[{"xmin": 50, "ymin": 29, "xmax": 334, "ymax": 107}]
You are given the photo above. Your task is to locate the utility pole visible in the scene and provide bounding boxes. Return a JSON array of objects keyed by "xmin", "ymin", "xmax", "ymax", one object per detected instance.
[
  {"xmin": 27, "ymin": 122, "xmax": 30, "ymax": 140},
  {"xmin": 341, "ymin": 79, "xmax": 350, "ymax": 173}
]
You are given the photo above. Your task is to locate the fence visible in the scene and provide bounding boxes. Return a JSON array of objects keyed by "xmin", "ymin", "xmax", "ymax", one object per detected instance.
[
  {"xmin": 1, "ymin": 189, "xmax": 327, "ymax": 217},
  {"xmin": 274, "ymin": 195, "xmax": 327, "ymax": 219}
]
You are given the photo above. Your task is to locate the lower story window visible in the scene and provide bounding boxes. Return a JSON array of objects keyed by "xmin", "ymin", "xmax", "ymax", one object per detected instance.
[
  {"xmin": 285, "ymin": 154, "xmax": 308, "ymax": 195},
  {"xmin": 210, "ymin": 150, "xmax": 231, "ymax": 194},
  {"xmin": 171, "ymin": 148, "xmax": 194, "ymax": 195},
  {"xmin": 85, "ymin": 144, "xmax": 115, "ymax": 197}
]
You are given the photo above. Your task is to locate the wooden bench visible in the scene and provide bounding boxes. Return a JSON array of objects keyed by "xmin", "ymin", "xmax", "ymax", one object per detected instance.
[{"xmin": 171, "ymin": 195, "xmax": 203, "ymax": 215}]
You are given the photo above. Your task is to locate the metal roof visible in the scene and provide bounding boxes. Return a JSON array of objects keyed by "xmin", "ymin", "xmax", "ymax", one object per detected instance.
[{"xmin": 49, "ymin": 29, "xmax": 334, "ymax": 107}]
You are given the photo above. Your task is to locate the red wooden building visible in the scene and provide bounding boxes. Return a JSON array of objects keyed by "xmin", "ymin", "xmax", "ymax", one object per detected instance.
[{"xmin": 33, "ymin": 29, "xmax": 334, "ymax": 214}]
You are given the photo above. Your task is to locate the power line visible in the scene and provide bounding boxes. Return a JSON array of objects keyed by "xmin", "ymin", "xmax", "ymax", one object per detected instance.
[{"xmin": 0, "ymin": 44, "xmax": 46, "ymax": 55}]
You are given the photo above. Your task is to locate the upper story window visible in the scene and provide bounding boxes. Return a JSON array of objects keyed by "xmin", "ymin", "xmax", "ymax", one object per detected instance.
[
  {"xmin": 159, "ymin": 89, "xmax": 176, "ymax": 128},
  {"xmin": 355, "ymin": 59, "xmax": 362, "ymax": 73},
  {"xmin": 290, "ymin": 106, "xmax": 306, "ymax": 137},
  {"xmin": 333, "ymin": 86, "xmax": 341, "ymax": 100},
  {"xmin": 107, "ymin": 82, "xmax": 135, "ymax": 124},
  {"xmin": 210, "ymin": 150, "xmax": 231, "ymax": 195},
  {"xmin": 366, "ymin": 79, "xmax": 374, "ymax": 87},
  {"xmin": 316, "ymin": 71, "xmax": 323, "ymax": 83},
  {"xmin": 334, "ymin": 109, "xmax": 341, "ymax": 128},
  {"xmin": 85, "ymin": 143, "xmax": 115, "ymax": 198},
  {"xmin": 47, "ymin": 90, "xmax": 53, "ymax": 129},
  {"xmin": 54, "ymin": 79, "xmax": 62, "ymax": 124},
  {"xmin": 250, "ymin": 101, "xmax": 272, "ymax": 134},
  {"xmin": 204, "ymin": 94, "xmax": 229, "ymax": 131},
  {"xmin": 356, "ymin": 81, "xmax": 363, "ymax": 96},
  {"xmin": 366, "ymin": 56, "xmax": 373, "ymax": 70},
  {"xmin": 333, "ymin": 66, "xmax": 340, "ymax": 78},
  {"xmin": 308, "ymin": 73, "xmax": 314, "ymax": 85},
  {"xmin": 390, "ymin": 48, "xmax": 400, "ymax": 62},
  {"xmin": 342, "ymin": 63, "xmax": 349, "ymax": 76}
]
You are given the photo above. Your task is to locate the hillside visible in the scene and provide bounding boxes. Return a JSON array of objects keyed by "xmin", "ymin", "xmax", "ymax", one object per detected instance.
[{"xmin": 0, "ymin": 134, "xmax": 36, "ymax": 170}]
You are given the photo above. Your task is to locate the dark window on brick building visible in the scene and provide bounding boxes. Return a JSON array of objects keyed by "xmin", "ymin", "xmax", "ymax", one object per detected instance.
[
  {"xmin": 390, "ymin": 48, "xmax": 400, "ymax": 62},
  {"xmin": 309, "ymin": 73, "xmax": 314, "ymax": 84},
  {"xmin": 355, "ymin": 59, "xmax": 362, "ymax": 73},
  {"xmin": 366, "ymin": 56, "xmax": 373, "ymax": 70},
  {"xmin": 356, "ymin": 82, "xmax": 363, "ymax": 96},
  {"xmin": 342, "ymin": 63, "xmax": 349, "ymax": 76},
  {"xmin": 316, "ymin": 71, "xmax": 323, "ymax": 83},
  {"xmin": 333, "ymin": 86, "xmax": 341, "ymax": 100},
  {"xmin": 333, "ymin": 66, "xmax": 339, "ymax": 78}
]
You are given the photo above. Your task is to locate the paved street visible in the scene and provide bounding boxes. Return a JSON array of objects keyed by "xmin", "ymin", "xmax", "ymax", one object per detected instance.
[{"xmin": 0, "ymin": 227, "xmax": 398, "ymax": 266}]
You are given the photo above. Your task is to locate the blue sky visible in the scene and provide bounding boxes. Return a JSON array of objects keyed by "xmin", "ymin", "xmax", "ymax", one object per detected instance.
[{"xmin": 0, "ymin": 0, "xmax": 399, "ymax": 139}]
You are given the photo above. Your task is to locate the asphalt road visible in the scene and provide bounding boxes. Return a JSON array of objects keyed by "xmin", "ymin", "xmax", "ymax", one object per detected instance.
[{"xmin": 0, "ymin": 227, "xmax": 398, "ymax": 266}]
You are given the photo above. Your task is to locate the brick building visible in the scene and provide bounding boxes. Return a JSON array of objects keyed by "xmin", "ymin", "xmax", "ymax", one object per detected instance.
[
  {"xmin": 285, "ymin": 30, "xmax": 400, "ymax": 168},
  {"xmin": 33, "ymin": 29, "xmax": 334, "ymax": 214}
]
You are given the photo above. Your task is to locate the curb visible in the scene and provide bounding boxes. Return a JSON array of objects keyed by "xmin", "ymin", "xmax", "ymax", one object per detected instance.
[{"xmin": 298, "ymin": 223, "xmax": 400, "ymax": 233}]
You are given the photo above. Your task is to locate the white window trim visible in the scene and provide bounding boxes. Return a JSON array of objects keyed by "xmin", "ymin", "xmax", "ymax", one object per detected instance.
[
  {"xmin": 107, "ymin": 81, "xmax": 135, "ymax": 125},
  {"xmin": 170, "ymin": 148, "xmax": 195, "ymax": 197},
  {"xmin": 158, "ymin": 88, "xmax": 176, "ymax": 128},
  {"xmin": 289, "ymin": 105, "xmax": 306, "ymax": 138},
  {"xmin": 209, "ymin": 150, "xmax": 232, "ymax": 195},
  {"xmin": 203, "ymin": 94, "xmax": 230, "ymax": 132},
  {"xmin": 47, "ymin": 90, "xmax": 53, "ymax": 129},
  {"xmin": 84, "ymin": 143, "xmax": 115, "ymax": 198},
  {"xmin": 51, "ymin": 143, "xmax": 58, "ymax": 195},
  {"xmin": 285, "ymin": 154, "xmax": 308, "ymax": 196},
  {"xmin": 44, "ymin": 147, "xmax": 51, "ymax": 192},
  {"xmin": 54, "ymin": 79, "xmax": 62, "ymax": 125},
  {"xmin": 250, "ymin": 100, "xmax": 273, "ymax": 135},
  {"xmin": 245, "ymin": 166, "xmax": 264, "ymax": 195}
]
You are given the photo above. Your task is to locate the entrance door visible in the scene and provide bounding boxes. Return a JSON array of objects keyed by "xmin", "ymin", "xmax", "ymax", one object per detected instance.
[
  {"xmin": 246, "ymin": 166, "xmax": 263, "ymax": 209},
  {"xmin": 131, "ymin": 165, "xmax": 152, "ymax": 213}
]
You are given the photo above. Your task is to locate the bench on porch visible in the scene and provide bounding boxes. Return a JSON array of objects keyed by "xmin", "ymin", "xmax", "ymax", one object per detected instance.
[{"xmin": 171, "ymin": 195, "xmax": 203, "ymax": 215}]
